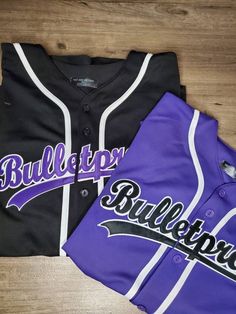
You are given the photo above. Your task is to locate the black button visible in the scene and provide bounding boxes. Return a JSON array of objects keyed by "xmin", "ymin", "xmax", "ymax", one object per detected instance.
[
  {"xmin": 82, "ymin": 127, "xmax": 91, "ymax": 136},
  {"xmin": 80, "ymin": 189, "xmax": 89, "ymax": 198},
  {"xmin": 82, "ymin": 104, "xmax": 90, "ymax": 112}
]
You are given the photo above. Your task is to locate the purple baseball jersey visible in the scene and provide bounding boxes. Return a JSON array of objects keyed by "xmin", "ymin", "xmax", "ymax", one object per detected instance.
[{"xmin": 63, "ymin": 92, "xmax": 236, "ymax": 313}]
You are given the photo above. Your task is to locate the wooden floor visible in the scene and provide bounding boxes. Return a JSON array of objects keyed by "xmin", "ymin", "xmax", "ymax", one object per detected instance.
[{"xmin": 0, "ymin": 0, "xmax": 235, "ymax": 313}]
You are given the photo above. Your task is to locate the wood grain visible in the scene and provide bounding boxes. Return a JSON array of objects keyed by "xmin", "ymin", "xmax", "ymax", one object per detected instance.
[
  {"xmin": 0, "ymin": 0, "xmax": 235, "ymax": 313},
  {"xmin": 0, "ymin": 257, "xmax": 139, "ymax": 314}
]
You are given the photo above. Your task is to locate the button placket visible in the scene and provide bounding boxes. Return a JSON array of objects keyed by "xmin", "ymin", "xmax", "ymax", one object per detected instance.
[
  {"xmin": 163, "ymin": 186, "xmax": 226, "ymax": 268},
  {"xmin": 201, "ymin": 187, "xmax": 227, "ymax": 222}
]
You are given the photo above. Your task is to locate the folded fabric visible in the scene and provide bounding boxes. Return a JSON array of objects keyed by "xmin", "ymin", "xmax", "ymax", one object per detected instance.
[
  {"xmin": 0, "ymin": 43, "xmax": 185, "ymax": 256},
  {"xmin": 64, "ymin": 92, "xmax": 236, "ymax": 314}
]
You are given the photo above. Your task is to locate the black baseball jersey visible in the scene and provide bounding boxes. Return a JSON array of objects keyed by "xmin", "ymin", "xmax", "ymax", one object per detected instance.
[{"xmin": 0, "ymin": 42, "xmax": 185, "ymax": 256}]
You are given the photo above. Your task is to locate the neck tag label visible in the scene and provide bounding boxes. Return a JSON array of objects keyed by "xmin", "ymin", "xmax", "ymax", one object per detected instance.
[
  {"xmin": 70, "ymin": 77, "xmax": 98, "ymax": 89},
  {"xmin": 220, "ymin": 160, "xmax": 236, "ymax": 179}
]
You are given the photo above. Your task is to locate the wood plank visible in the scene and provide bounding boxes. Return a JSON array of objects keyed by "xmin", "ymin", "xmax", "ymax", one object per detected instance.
[{"xmin": 0, "ymin": 0, "xmax": 235, "ymax": 313}]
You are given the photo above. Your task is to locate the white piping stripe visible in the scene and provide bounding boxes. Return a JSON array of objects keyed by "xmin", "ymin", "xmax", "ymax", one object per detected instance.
[
  {"xmin": 127, "ymin": 244, "xmax": 168, "ymax": 300},
  {"xmin": 97, "ymin": 53, "xmax": 153, "ymax": 195},
  {"xmin": 154, "ymin": 207, "xmax": 236, "ymax": 314},
  {"xmin": 211, "ymin": 209, "xmax": 236, "ymax": 236},
  {"xmin": 125, "ymin": 110, "xmax": 203, "ymax": 300},
  {"xmin": 13, "ymin": 43, "xmax": 72, "ymax": 256},
  {"xmin": 154, "ymin": 262, "xmax": 194, "ymax": 314},
  {"xmin": 180, "ymin": 111, "xmax": 204, "ymax": 221}
]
